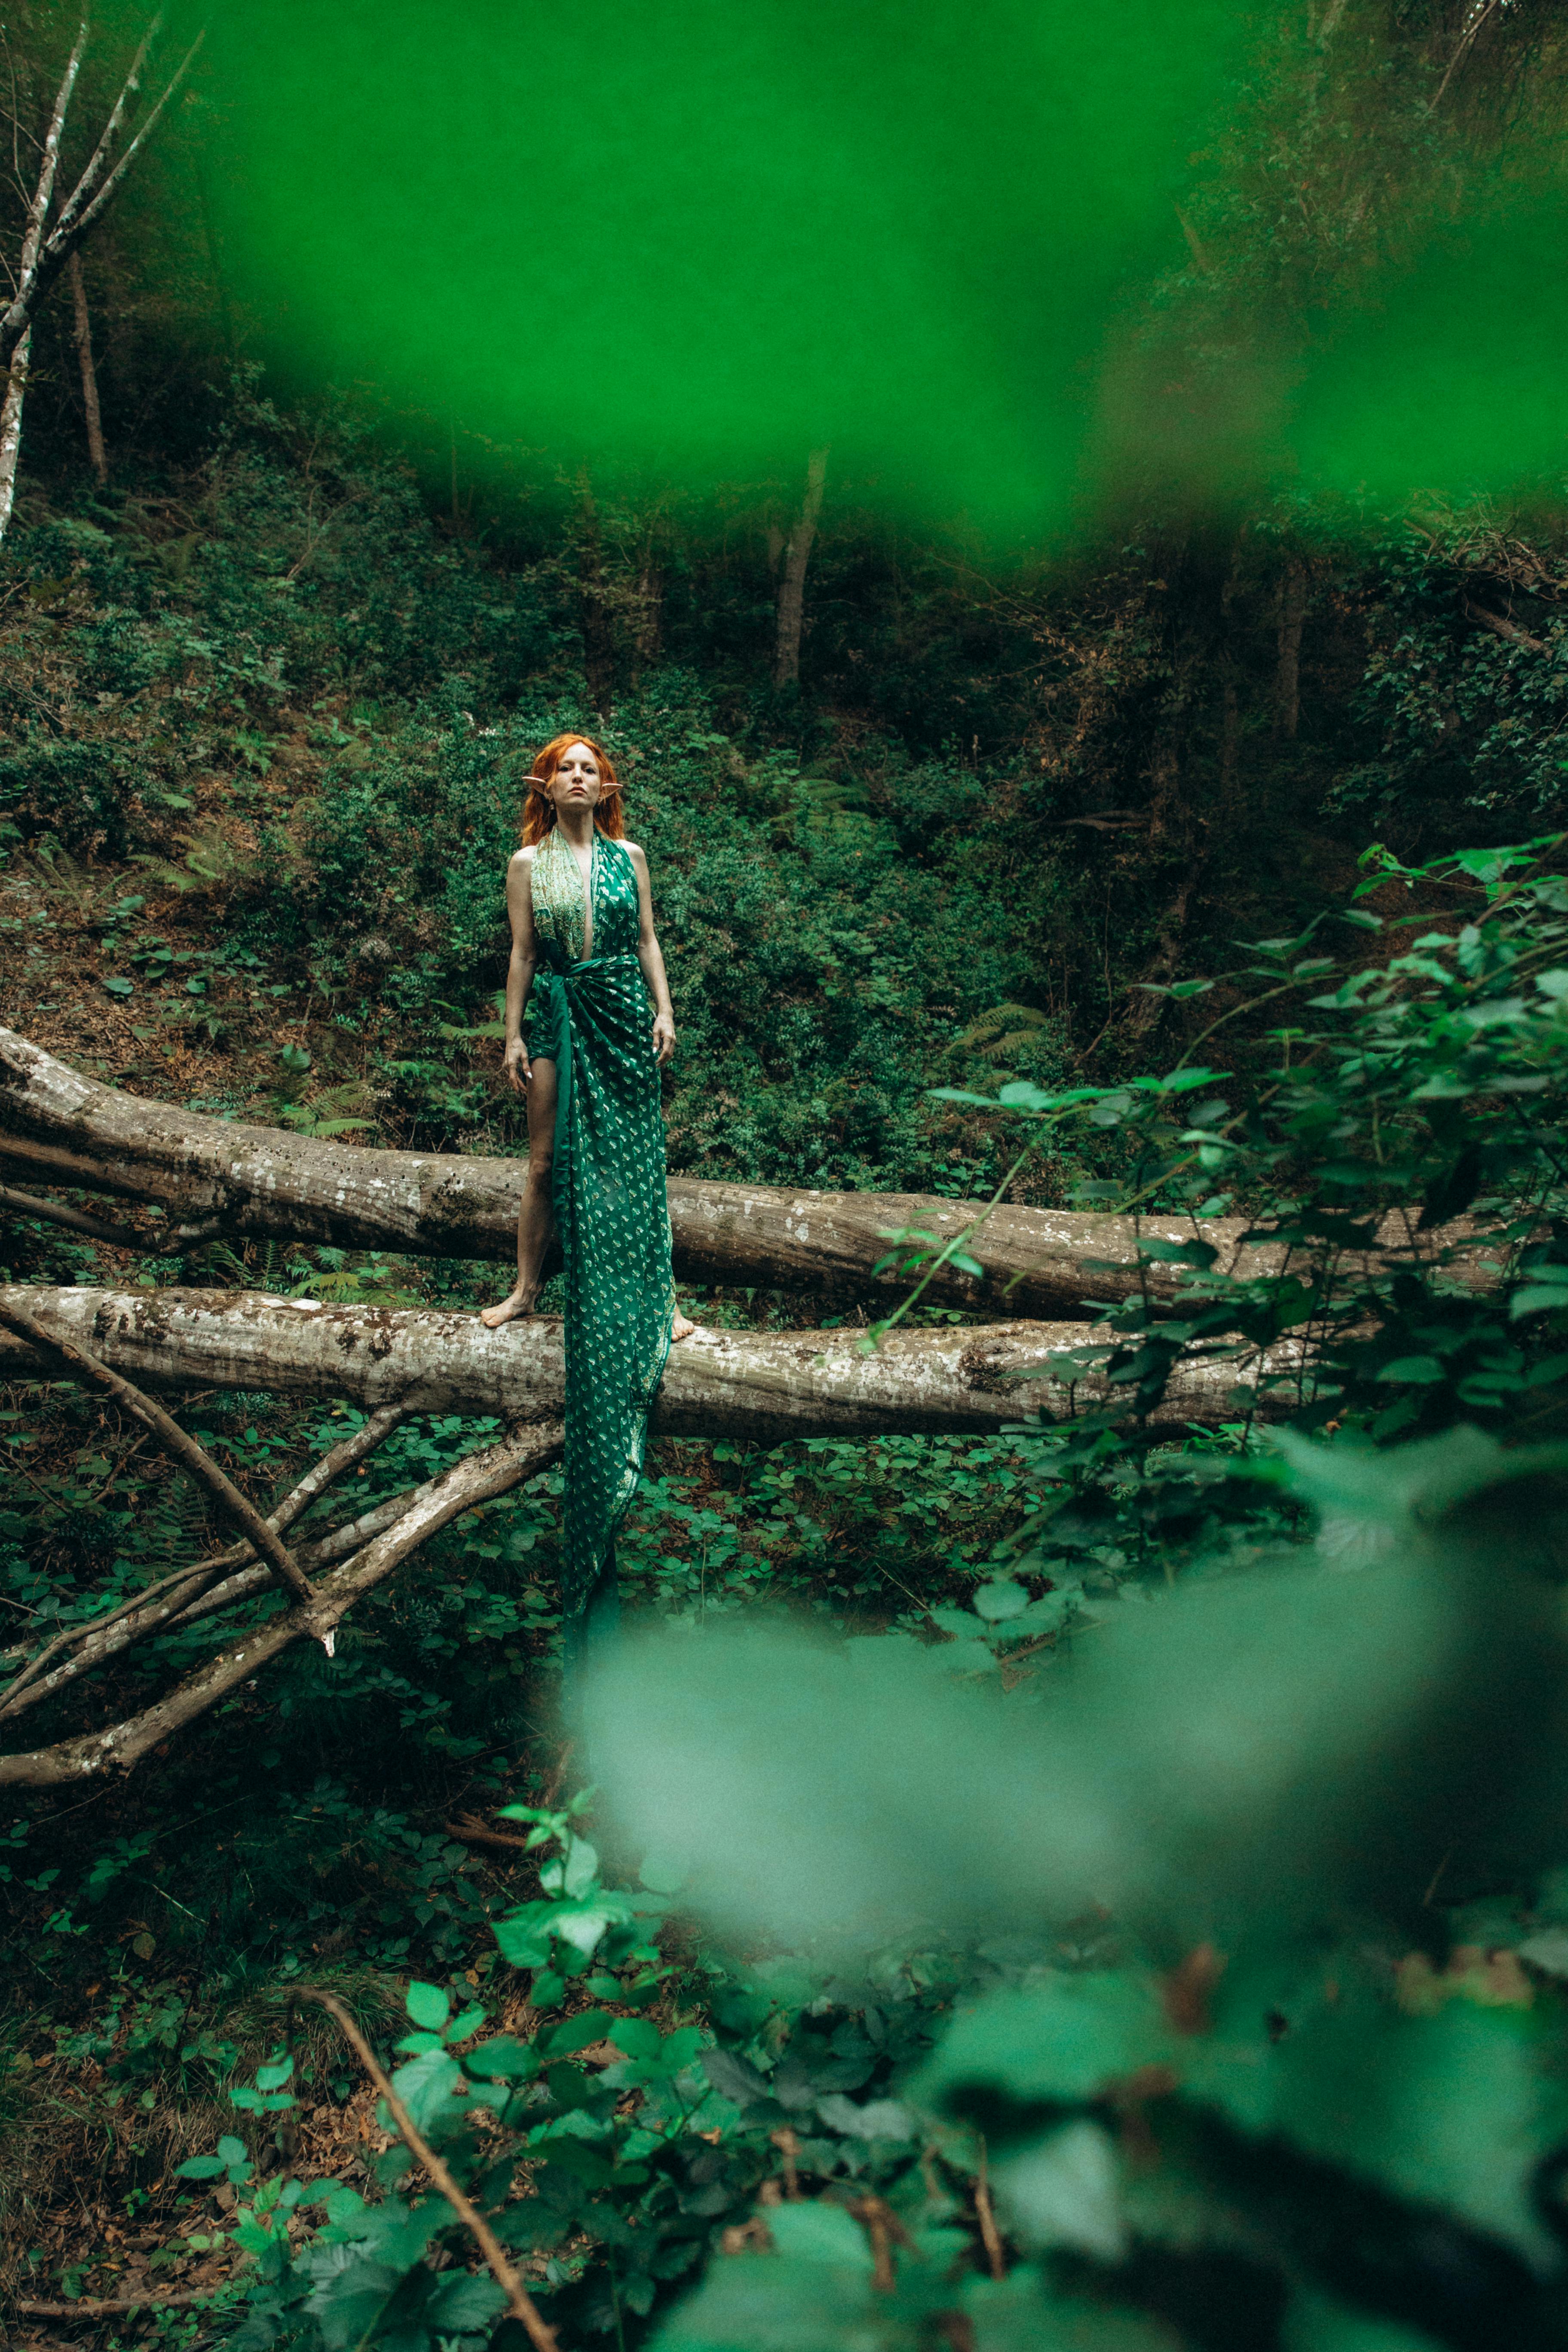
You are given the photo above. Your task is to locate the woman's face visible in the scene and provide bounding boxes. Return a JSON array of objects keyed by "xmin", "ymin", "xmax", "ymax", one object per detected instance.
[{"xmin": 551, "ymin": 742, "xmax": 601, "ymax": 808}]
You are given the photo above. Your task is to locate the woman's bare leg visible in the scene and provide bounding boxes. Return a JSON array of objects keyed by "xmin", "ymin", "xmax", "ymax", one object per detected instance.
[{"xmin": 481, "ymin": 1057, "xmax": 558, "ymax": 1328}]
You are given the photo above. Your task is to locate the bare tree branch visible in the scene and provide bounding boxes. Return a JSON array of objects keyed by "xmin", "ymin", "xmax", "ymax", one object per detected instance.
[
  {"xmin": 0, "ymin": 1179, "xmax": 157, "ymax": 1249},
  {"xmin": 293, "ymin": 1988, "xmax": 560, "ymax": 2352},
  {"xmin": 0, "ymin": 1420, "xmax": 561, "ymax": 1786},
  {"xmin": 0, "ymin": 1400, "xmax": 415, "ymax": 1721},
  {"xmin": 46, "ymin": 28, "xmax": 205, "ymax": 261},
  {"xmin": 0, "ymin": 1295, "xmax": 315, "ymax": 1606}
]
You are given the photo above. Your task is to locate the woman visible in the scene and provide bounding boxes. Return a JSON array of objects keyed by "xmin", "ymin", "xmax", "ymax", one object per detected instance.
[{"xmin": 482, "ymin": 733, "xmax": 694, "ymax": 1670}]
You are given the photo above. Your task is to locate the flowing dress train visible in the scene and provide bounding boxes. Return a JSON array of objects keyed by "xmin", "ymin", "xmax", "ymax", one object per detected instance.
[{"xmin": 526, "ymin": 826, "xmax": 676, "ymax": 1666}]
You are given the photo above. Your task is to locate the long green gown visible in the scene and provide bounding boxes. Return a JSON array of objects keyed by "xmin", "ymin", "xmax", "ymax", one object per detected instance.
[{"xmin": 526, "ymin": 824, "xmax": 676, "ymax": 1655}]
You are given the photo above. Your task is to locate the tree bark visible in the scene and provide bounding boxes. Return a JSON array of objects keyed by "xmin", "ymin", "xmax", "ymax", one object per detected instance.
[
  {"xmin": 0, "ymin": 1029, "xmax": 1505, "ymax": 1317},
  {"xmin": 773, "ymin": 447, "xmax": 828, "ymax": 689},
  {"xmin": 0, "ymin": 1284, "xmax": 1307, "ymax": 1443},
  {"xmin": 0, "ymin": 330, "xmax": 32, "ymax": 542},
  {"xmin": 67, "ymin": 247, "xmax": 107, "ymax": 483}
]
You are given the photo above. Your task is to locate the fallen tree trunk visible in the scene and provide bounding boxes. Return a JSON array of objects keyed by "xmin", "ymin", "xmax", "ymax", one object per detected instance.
[
  {"xmin": 2, "ymin": 1026, "xmax": 1472, "ymax": 1319},
  {"xmin": 0, "ymin": 1285, "xmax": 1308, "ymax": 1441}
]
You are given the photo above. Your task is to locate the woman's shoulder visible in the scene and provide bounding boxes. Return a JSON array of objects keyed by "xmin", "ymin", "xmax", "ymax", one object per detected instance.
[
  {"xmin": 617, "ymin": 837, "xmax": 649, "ymax": 864},
  {"xmin": 510, "ymin": 844, "xmax": 536, "ymax": 867}
]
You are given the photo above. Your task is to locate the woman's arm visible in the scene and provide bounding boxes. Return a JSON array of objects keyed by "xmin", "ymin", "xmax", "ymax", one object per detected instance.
[
  {"xmin": 625, "ymin": 842, "xmax": 676, "ymax": 1066},
  {"xmin": 501, "ymin": 849, "xmax": 539, "ymax": 1091}
]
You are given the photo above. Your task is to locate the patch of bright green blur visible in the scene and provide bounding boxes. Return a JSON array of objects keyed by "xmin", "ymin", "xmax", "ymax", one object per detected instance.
[
  {"xmin": 210, "ymin": 0, "xmax": 1235, "ymax": 534},
  {"xmin": 1291, "ymin": 168, "xmax": 1568, "ymax": 499}
]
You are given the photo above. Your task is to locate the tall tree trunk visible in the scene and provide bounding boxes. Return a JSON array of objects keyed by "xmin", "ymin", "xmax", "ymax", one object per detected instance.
[
  {"xmin": 0, "ymin": 330, "xmax": 32, "ymax": 543},
  {"xmin": 631, "ymin": 557, "xmax": 663, "ymax": 680},
  {"xmin": 67, "ymin": 249, "xmax": 107, "ymax": 484},
  {"xmin": 1276, "ymin": 560, "xmax": 1307, "ymax": 738},
  {"xmin": 773, "ymin": 447, "xmax": 829, "ymax": 689},
  {"xmin": 576, "ymin": 478, "xmax": 616, "ymax": 710}
]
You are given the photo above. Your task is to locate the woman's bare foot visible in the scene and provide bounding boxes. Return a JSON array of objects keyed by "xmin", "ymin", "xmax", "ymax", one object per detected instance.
[
  {"xmin": 672, "ymin": 1312, "xmax": 698, "ymax": 1342},
  {"xmin": 481, "ymin": 1289, "xmax": 537, "ymax": 1329}
]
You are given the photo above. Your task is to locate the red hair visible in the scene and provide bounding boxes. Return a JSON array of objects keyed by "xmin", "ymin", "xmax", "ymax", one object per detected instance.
[{"xmin": 520, "ymin": 733, "xmax": 625, "ymax": 845}]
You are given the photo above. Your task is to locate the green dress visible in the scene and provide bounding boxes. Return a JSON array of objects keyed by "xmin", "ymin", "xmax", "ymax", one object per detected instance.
[{"xmin": 527, "ymin": 825, "xmax": 676, "ymax": 1639}]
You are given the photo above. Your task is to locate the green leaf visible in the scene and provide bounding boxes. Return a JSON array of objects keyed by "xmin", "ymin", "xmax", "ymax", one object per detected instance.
[
  {"xmin": 404, "ymin": 1980, "xmax": 451, "ymax": 2032},
  {"xmin": 766, "ymin": 2201, "xmax": 875, "ymax": 2267},
  {"xmin": 610, "ymin": 2015, "xmax": 664, "ymax": 2063},
  {"xmin": 912, "ymin": 1976, "xmax": 1175, "ymax": 2118},
  {"xmin": 427, "ymin": 2275, "xmax": 508, "ymax": 2335},
  {"xmin": 102, "ymin": 976, "xmax": 133, "ymax": 997},
  {"xmin": 1137, "ymin": 1237, "xmax": 1220, "ymax": 1266},
  {"xmin": 1510, "ymin": 1286, "xmax": 1568, "ymax": 1320},
  {"xmin": 973, "ymin": 1579, "xmax": 1030, "ymax": 1622},
  {"xmin": 542, "ymin": 2009, "xmax": 616, "ymax": 2058},
  {"xmin": 463, "ymin": 2034, "xmax": 540, "ymax": 2080},
  {"xmin": 640, "ymin": 1848, "xmax": 690, "ymax": 1894},
  {"xmin": 492, "ymin": 1917, "xmax": 551, "ymax": 1968},
  {"xmin": 1374, "ymin": 1357, "xmax": 1446, "ymax": 1384},
  {"xmin": 387, "ymin": 2047, "xmax": 467, "ymax": 2137},
  {"xmin": 174, "ymin": 2153, "xmax": 227, "ymax": 2180}
]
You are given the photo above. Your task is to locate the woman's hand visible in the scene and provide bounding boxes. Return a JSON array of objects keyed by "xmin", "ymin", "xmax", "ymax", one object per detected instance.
[
  {"xmin": 652, "ymin": 1011, "xmax": 676, "ymax": 1066},
  {"xmin": 503, "ymin": 1037, "xmax": 532, "ymax": 1092}
]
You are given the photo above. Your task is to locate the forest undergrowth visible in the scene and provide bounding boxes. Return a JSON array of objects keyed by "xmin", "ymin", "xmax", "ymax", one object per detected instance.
[{"xmin": 11, "ymin": 389, "xmax": 1568, "ymax": 2352}]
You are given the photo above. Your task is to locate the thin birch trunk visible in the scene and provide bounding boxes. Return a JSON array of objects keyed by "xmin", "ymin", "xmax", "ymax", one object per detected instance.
[
  {"xmin": 67, "ymin": 247, "xmax": 106, "ymax": 481},
  {"xmin": 773, "ymin": 447, "xmax": 828, "ymax": 689},
  {"xmin": 0, "ymin": 331, "xmax": 32, "ymax": 542}
]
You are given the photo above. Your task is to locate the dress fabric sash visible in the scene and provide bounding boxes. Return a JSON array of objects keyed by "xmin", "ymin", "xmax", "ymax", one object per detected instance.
[{"xmin": 528, "ymin": 829, "xmax": 675, "ymax": 1622}]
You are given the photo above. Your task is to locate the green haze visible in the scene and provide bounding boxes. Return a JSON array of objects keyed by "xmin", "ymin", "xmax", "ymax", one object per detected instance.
[
  {"xmin": 209, "ymin": 0, "xmax": 1234, "ymax": 528},
  {"xmin": 205, "ymin": 5, "xmax": 1568, "ymax": 528}
]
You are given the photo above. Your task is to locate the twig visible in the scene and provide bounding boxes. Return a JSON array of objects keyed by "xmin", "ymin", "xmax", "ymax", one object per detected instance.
[
  {"xmin": 973, "ymin": 2138, "xmax": 1006, "ymax": 2281},
  {"xmin": 769, "ymin": 2125, "xmax": 803, "ymax": 2199},
  {"xmin": 0, "ymin": 1422, "xmax": 561, "ymax": 1787},
  {"xmin": 1433, "ymin": 0, "xmax": 1500, "ymax": 107},
  {"xmin": 848, "ymin": 2194, "xmax": 912, "ymax": 2292},
  {"xmin": 867, "ymin": 1141, "xmax": 1037, "ymax": 1349},
  {"xmin": 0, "ymin": 1403, "xmax": 415, "ymax": 1720},
  {"xmin": 294, "ymin": 1987, "xmax": 559, "ymax": 2352},
  {"xmin": 0, "ymin": 1181, "xmax": 153, "ymax": 1249},
  {"xmin": 0, "ymin": 1296, "xmax": 313, "ymax": 1605},
  {"xmin": 443, "ymin": 1812, "xmax": 533, "ymax": 1854},
  {"xmin": 12, "ymin": 2287, "xmax": 236, "ymax": 2315},
  {"xmin": 1465, "ymin": 598, "xmax": 1547, "ymax": 654}
]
